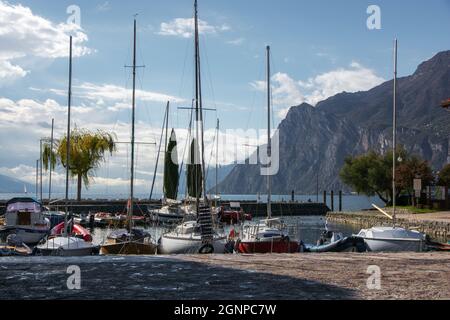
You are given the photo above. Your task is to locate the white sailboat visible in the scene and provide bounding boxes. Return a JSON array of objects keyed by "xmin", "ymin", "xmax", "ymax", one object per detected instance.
[
  {"xmin": 37, "ymin": 36, "xmax": 96, "ymax": 256},
  {"xmin": 356, "ymin": 39, "xmax": 426, "ymax": 252},
  {"xmin": 158, "ymin": 0, "xmax": 226, "ymax": 254},
  {"xmin": 100, "ymin": 18, "xmax": 158, "ymax": 255},
  {"xmin": 236, "ymin": 46, "xmax": 299, "ymax": 254}
]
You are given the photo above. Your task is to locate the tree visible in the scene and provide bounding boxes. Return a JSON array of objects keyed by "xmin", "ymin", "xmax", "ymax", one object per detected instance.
[
  {"xmin": 438, "ymin": 164, "xmax": 450, "ymax": 187},
  {"xmin": 43, "ymin": 128, "xmax": 117, "ymax": 201},
  {"xmin": 396, "ymin": 156, "xmax": 434, "ymax": 199},
  {"xmin": 339, "ymin": 147, "xmax": 426, "ymax": 205}
]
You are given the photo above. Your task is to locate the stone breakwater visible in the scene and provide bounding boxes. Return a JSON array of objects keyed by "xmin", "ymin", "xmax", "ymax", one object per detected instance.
[{"xmin": 326, "ymin": 211, "xmax": 450, "ymax": 241}]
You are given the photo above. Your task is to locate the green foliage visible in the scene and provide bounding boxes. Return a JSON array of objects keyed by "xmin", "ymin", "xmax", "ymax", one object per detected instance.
[
  {"xmin": 438, "ymin": 163, "xmax": 450, "ymax": 187},
  {"xmin": 43, "ymin": 128, "xmax": 116, "ymax": 200},
  {"xmin": 163, "ymin": 129, "xmax": 179, "ymax": 200},
  {"xmin": 340, "ymin": 147, "xmax": 433, "ymax": 204}
]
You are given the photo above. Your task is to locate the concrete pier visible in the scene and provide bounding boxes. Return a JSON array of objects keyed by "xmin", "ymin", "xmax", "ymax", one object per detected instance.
[
  {"xmin": 327, "ymin": 211, "xmax": 450, "ymax": 241},
  {"xmin": 0, "ymin": 200, "xmax": 330, "ymax": 216}
]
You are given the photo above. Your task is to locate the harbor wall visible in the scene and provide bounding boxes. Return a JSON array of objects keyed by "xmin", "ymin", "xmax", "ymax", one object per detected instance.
[
  {"xmin": 0, "ymin": 199, "xmax": 330, "ymax": 216},
  {"xmin": 326, "ymin": 211, "xmax": 450, "ymax": 241}
]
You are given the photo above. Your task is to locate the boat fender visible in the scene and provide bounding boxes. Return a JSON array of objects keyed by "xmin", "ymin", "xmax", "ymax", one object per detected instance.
[{"xmin": 199, "ymin": 244, "xmax": 214, "ymax": 254}]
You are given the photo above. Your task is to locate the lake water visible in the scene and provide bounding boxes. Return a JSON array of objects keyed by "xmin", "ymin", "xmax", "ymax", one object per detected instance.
[
  {"xmin": 90, "ymin": 215, "xmax": 360, "ymax": 247},
  {"xmin": 0, "ymin": 193, "xmax": 384, "ymax": 212}
]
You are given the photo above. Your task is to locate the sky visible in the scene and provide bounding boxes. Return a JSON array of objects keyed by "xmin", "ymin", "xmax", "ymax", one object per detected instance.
[{"xmin": 0, "ymin": 0, "xmax": 449, "ymax": 198}]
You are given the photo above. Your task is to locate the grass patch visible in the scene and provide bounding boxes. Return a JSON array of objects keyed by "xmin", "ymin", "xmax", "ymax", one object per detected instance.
[{"xmin": 387, "ymin": 206, "xmax": 440, "ymax": 214}]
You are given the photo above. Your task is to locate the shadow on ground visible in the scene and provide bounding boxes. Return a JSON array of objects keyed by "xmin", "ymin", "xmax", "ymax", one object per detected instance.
[{"xmin": 0, "ymin": 256, "xmax": 357, "ymax": 300}]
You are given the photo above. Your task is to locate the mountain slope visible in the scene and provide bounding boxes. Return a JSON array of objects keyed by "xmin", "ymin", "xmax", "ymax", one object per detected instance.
[
  {"xmin": 0, "ymin": 174, "xmax": 34, "ymax": 193},
  {"xmin": 217, "ymin": 51, "xmax": 450, "ymax": 194}
]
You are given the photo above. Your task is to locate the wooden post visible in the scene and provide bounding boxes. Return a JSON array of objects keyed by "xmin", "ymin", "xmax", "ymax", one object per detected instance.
[
  {"xmin": 323, "ymin": 191, "xmax": 327, "ymax": 206},
  {"xmin": 291, "ymin": 190, "xmax": 295, "ymax": 202},
  {"xmin": 339, "ymin": 191, "xmax": 342, "ymax": 212},
  {"xmin": 331, "ymin": 190, "xmax": 334, "ymax": 212}
]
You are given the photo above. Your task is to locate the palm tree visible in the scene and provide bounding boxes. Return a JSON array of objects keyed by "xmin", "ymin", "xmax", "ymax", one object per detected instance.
[{"xmin": 43, "ymin": 128, "xmax": 117, "ymax": 201}]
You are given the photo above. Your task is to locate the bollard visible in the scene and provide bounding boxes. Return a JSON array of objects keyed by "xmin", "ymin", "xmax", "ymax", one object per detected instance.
[{"xmin": 330, "ymin": 190, "xmax": 334, "ymax": 212}]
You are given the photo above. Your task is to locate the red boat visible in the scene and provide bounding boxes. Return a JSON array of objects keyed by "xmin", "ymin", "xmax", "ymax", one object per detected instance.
[
  {"xmin": 51, "ymin": 221, "xmax": 93, "ymax": 242},
  {"xmin": 236, "ymin": 219, "xmax": 299, "ymax": 254},
  {"xmin": 218, "ymin": 207, "xmax": 252, "ymax": 224}
]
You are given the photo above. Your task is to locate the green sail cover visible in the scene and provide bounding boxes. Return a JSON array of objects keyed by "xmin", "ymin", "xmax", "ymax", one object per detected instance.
[
  {"xmin": 163, "ymin": 129, "xmax": 179, "ymax": 200},
  {"xmin": 187, "ymin": 138, "xmax": 202, "ymax": 199}
]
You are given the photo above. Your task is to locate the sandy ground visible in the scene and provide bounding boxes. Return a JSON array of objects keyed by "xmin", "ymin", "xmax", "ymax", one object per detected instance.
[
  {"xmin": 178, "ymin": 253, "xmax": 450, "ymax": 300},
  {"xmin": 396, "ymin": 211, "xmax": 450, "ymax": 223},
  {"xmin": 1, "ymin": 253, "xmax": 449, "ymax": 300}
]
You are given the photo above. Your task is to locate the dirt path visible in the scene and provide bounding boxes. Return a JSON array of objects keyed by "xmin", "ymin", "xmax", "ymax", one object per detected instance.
[{"xmin": 178, "ymin": 252, "xmax": 450, "ymax": 300}]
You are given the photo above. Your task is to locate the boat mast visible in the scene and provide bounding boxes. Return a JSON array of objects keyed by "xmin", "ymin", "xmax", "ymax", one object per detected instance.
[
  {"xmin": 266, "ymin": 45, "xmax": 272, "ymax": 219},
  {"xmin": 129, "ymin": 18, "xmax": 137, "ymax": 233},
  {"xmin": 392, "ymin": 39, "xmax": 398, "ymax": 228},
  {"xmin": 194, "ymin": 0, "xmax": 207, "ymax": 205},
  {"xmin": 215, "ymin": 118, "xmax": 220, "ymax": 203},
  {"xmin": 64, "ymin": 36, "xmax": 73, "ymax": 236},
  {"xmin": 48, "ymin": 118, "xmax": 54, "ymax": 200}
]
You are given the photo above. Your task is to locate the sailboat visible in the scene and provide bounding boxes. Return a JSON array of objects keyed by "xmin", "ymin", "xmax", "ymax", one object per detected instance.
[
  {"xmin": 158, "ymin": 0, "xmax": 227, "ymax": 254},
  {"xmin": 236, "ymin": 46, "xmax": 300, "ymax": 254},
  {"xmin": 100, "ymin": 18, "xmax": 157, "ymax": 255},
  {"xmin": 37, "ymin": 36, "xmax": 96, "ymax": 256},
  {"xmin": 148, "ymin": 112, "xmax": 195, "ymax": 224},
  {"xmin": 355, "ymin": 39, "xmax": 426, "ymax": 252}
]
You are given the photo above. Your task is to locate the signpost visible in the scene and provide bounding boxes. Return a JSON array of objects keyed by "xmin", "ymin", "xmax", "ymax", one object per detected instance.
[{"xmin": 413, "ymin": 178, "xmax": 422, "ymax": 206}]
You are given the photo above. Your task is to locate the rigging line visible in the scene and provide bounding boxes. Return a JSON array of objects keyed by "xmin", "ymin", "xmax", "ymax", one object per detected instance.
[
  {"xmin": 245, "ymin": 54, "xmax": 265, "ymax": 131},
  {"xmin": 201, "ymin": 34, "xmax": 218, "ymax": 113},
  {"xmin": 149, "ymin": 104, "xmax": 168, "ymax": 200}
]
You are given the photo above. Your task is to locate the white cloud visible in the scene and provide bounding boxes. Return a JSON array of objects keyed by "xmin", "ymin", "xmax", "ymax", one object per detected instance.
[
  {"xmin": 157, "ymin": 18, "xmax": 230, "ymax": 38},
  {"xmin": 96, "ymin": 1, "xmax": 111, "ymax": 12},
  {"xmin": 0, "ymin": 60, "xmax": 28, "ymax": 84},
  {"xmin": 227, "ymin": 38, "xmax": 245, "ymax": 46},
  {"xmin": 0, "ymin": 1, "xmax": 92, "ymax": 85},
  {"xmin": 32, "ymin": 82, "xmax": 185, "ymax": 107},
  {"xmin": 251, "ymin": 62, "xmax": 385, "ymax": 118}
]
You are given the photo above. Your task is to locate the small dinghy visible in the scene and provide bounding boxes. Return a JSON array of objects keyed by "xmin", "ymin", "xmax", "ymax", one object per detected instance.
[
  {"xmin": 305, "ymin": 231, "xmax": 367, "ymax": 253},
  {"xmin": 0, "ymin": 234, "xmax": 33, "ymax": 256}
]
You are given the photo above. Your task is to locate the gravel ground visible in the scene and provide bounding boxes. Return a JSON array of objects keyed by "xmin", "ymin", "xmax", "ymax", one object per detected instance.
[{"xmin": 0, "ymin": 253, "xmax": 449, "ymax": 300}]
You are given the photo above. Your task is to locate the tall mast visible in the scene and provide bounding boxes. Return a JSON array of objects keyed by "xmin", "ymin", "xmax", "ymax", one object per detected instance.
[
  {"xmin": 194, "ymin": 0, "xmax": 207, "ymax": 205},
  {"xmin": 64, "ymin": 35, "xmax": 73, "ymax": 235},
  {"xmin": 48, "ymin": 118, "xmax": 54, "ymax": 200},
  {"xmin": 392, "ymin": 39, "xmax": 398, "ymax": 227},
  {"xmin": 129, "ymin": 18, "xmax": 137, "ymax": 232},
  {"xmin": 215, "ymin": 118, "xmax": 220, "ymax": 201},
  {"xmin": 194, "ymin": 0, "xmax": 200, "ymax": 207},
  {"xmin": 266, "ymin": 45, "xmax": 272, "ymax": 219},
  {"xmin": 39, "ymin": 139, "xmax": 43, "ymax": 202}
]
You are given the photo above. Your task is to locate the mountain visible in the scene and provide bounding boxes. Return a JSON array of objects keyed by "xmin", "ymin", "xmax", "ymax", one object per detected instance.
[
  {"xmin": 0, "ymin": 174, "xmax": 34, "ymax": 193},
  {"xmin": 217, "ymin": 51, "xmax": 450, "ymax": 194}
]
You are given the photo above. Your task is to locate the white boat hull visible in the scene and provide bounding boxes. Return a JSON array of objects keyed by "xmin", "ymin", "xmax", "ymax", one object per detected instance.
[
  {"xmin": 357, "ymin": 227, "xmax": 426, "ymax": 252},
  {"xmin": 363, "ymin": 237, "xmax": 424, "ymax": 252},
  {"xmin": 37, "ymin": 236, "xmax": 96, "ymax": 256},
  {"xmin": 159, "ymin": 234, "xmax": 227, "ymax": 254}
]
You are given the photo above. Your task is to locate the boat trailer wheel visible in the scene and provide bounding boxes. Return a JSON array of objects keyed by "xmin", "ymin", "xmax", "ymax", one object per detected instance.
[{"xmin": 199, "ymin": 244, "xmax": 214, "ymax": 254}]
